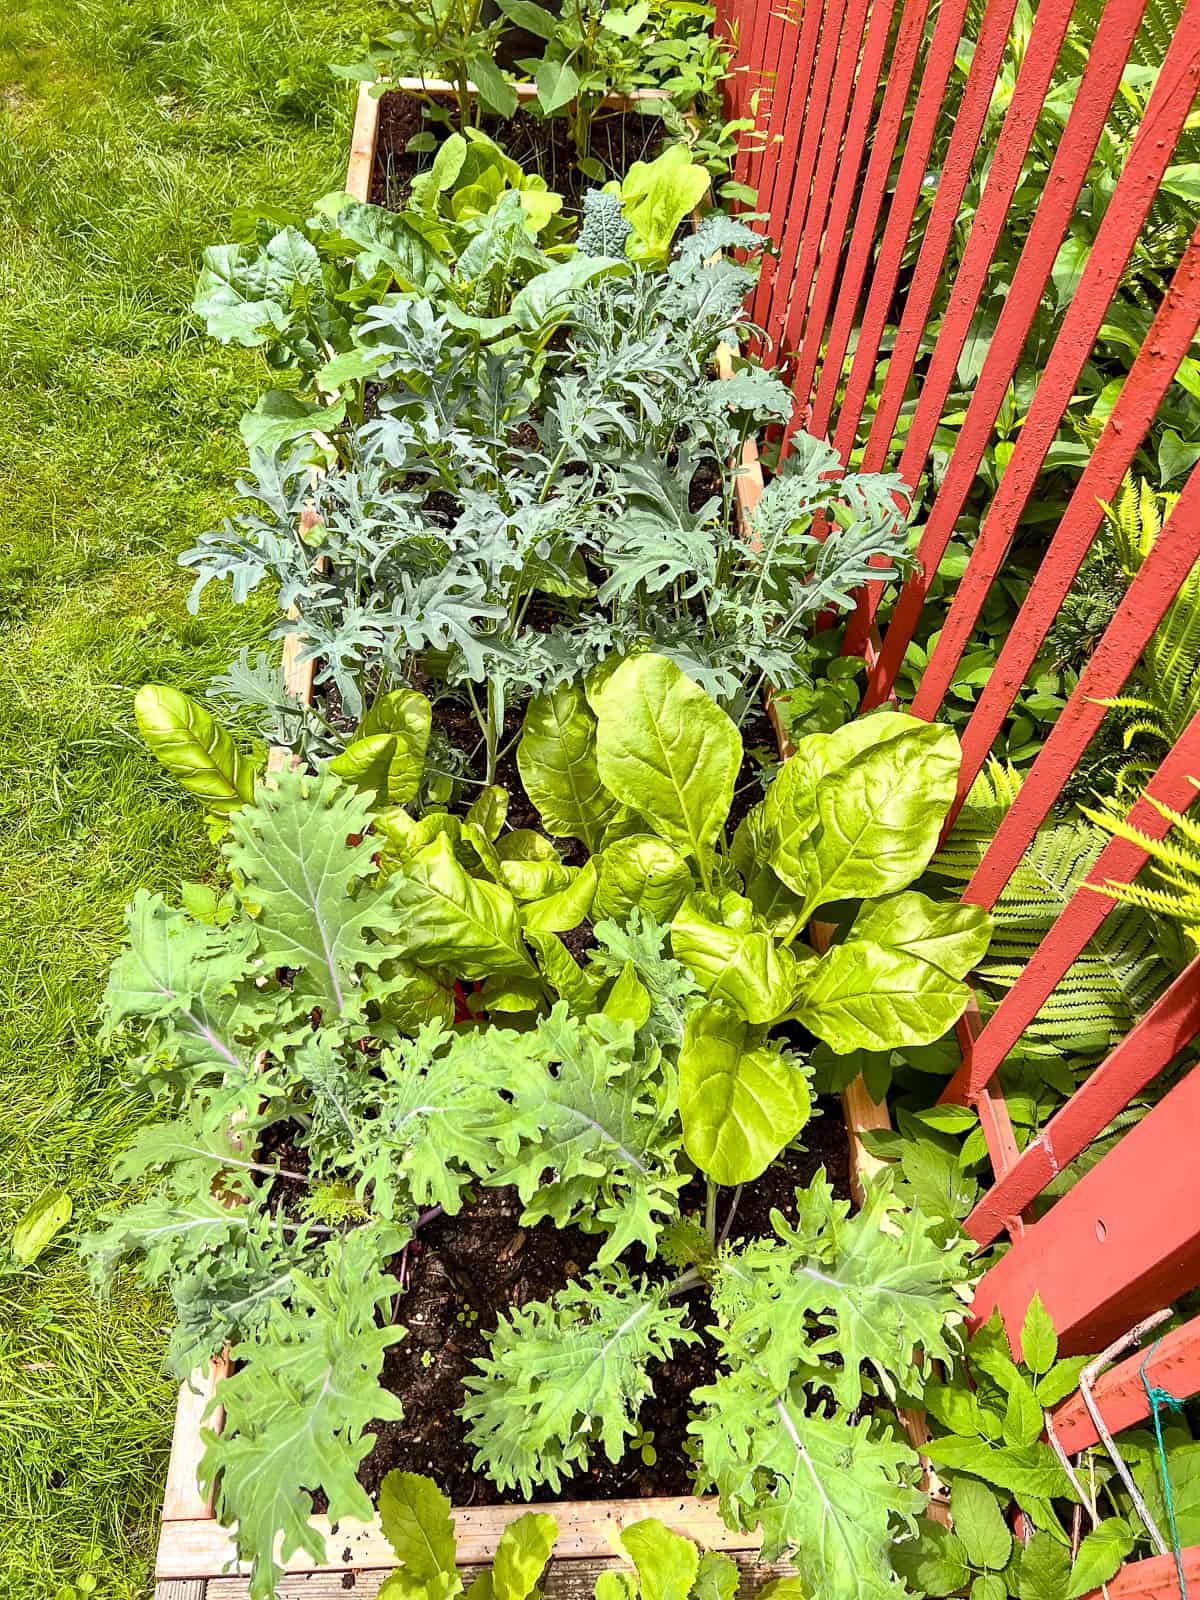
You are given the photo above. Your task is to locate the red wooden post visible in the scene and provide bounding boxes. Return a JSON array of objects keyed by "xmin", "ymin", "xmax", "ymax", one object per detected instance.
[
  {"xmin": 822, "ymin": 0, "xmax": 1009, "ymax": 457},
  {"xmin": 749, "ymin": 0, "xmax": 827, "ymax": 337},
  {"xmin": 808, "ymin": 0, "xmax": 973, "ymax": 440},
  {"xmin": 906, "ymin": 27, "xmax": 1200, "ymax": 721},
  {"xmin": 971, "ymin": 1063, "xmax": 1200, "ymax": 1355},
  {"xmin": 778, "ymin": 0, "xmax": 900, "ymax": 394},
  {"xmin": 1082, "ymin": 1549, "xmax": 1200, "ymax": 1599}
]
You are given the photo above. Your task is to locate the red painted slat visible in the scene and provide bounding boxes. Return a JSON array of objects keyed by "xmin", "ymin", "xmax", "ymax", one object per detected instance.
[
  {"xmin": 766, "ymin": 0, "xmax": 872, "ymax": 362},
  {"xmin": 959, "ymin": 461, "xmax": 1200, "ymax": 912},
  {"xmin": 749, "ymin": 0, "xmax": 827, "ymax": 338},
  {"xmin": 1052, "ymin": 1316, "xmax": 1200, "ymax": 1453},
  {"xmin": 860, "ymin": 0, "xmax": 1153, "ymax": 707},
  {"xmin": 785, "ymin": 0, "xmax": 931, "ymax": 403},
  {"xmin": 854, "ymin": 0, "xmax": 1072, "ymax": 477},
  {"xmin": 942, "ymin": 226, "xmax": 1200, "ymax": 819},
  {"xmin": 1080, "ymin": 1548, "xmax": 1200, "ymax": 1600},
  {"xmin": 777, "ymin": 0, "xmax": 901, "ymax": 396},
  {"xmin": 909, "ymin": 41, "xmax": 1200, "ymax": 722},
  {"xmin": 810, "ymin": 0, "xmax": 974, "ymax": 440},
  {"xmin": 843, "ymin": 0, "xmax": 1081, "ymax": 648},
  {"xmin": 731, "ymin": 0, "xmax": 775, "ymax": 195},
  {"xmin": 965, "ymin": 958, "xmax": 1200, "ymax": 1244},
  {"xmin": 744, "ymin": 0, "xmax": 792, "ymax": 200},
  {"xmin": 970, "ymin": 1062, "xmax": 1200, "ymax": 1355},
  {"xmin": 753, "ymin": 0, "xmax": 849, "ymax": 341}
]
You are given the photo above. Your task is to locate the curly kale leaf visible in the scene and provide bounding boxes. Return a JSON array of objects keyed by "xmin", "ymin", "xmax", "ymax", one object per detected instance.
[
  {"xmin": 586, "ymin": 910, "xmax": 703, "ymax": 1050},
  {"xmin": 200, "ymin": 1225, "xmax": 406, "ymax": 1600},
  {"xmin": 714, "ymin": 1170, "xmax": 975, "ymax": 1408},
  {"xmin": 462, "ymin": 1265, "xmax": 697, "ymax": 1496},
  {"xmin": 477, "ymin": 1004, "xmax": 686, "ymax": 1261},
  {"xmin": 223, "ymin": 767, "xmax": 402, "ymax": 1022},
  {"xmin": 691, "ymin": 1366, "xmax": 923, "ymax": 1590}
]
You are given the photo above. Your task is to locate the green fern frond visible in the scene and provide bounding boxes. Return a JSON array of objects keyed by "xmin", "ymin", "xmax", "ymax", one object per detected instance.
[
  {"xmin": 1101, "ymin": 475, "xmax": 1200, "ymax": 747},
  {"xmin": 1082, "ymin": 782, "xmax": 1200, "ymax": 956},
  {"xmin": 931, "ymin": 764, "xmax": 1179, "ymax": 1054}
]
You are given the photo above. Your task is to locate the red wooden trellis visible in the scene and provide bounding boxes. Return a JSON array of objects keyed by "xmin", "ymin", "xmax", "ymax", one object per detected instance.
[{"xmin": 715, "ymin": 0, "xmax": 1200, "ymax": 1588}]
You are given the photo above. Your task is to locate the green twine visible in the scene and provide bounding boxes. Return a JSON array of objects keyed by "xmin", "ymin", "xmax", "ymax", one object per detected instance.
[{"xmin": 1139, "ymin": 1340, "xmax": 1188, "ymax": 1599}]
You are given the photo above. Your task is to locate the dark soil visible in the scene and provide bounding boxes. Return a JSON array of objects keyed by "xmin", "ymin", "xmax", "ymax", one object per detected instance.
[
  {"xmin": 354, "ymin": 1104, "xmax": 852, "ymax": 1505},
  {"xmin": 370, "ymin": 89, "xmax": 665, "ymax": 211}
]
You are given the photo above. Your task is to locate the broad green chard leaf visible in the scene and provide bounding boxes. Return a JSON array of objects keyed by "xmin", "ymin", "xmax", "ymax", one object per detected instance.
[
  {"xmin": 619, "ymin": 145, "xmax": 711, "ymax": 268},
  {"xmin": 594, "ymin": 655, "xmax": 740, "ymax": 883},
  {"xmin": 671, "ymin": 892, "xmax": 799, "ymax": 1024},
  {"xmin": 356, "ymin": 687, "xmax": 432, "ymax": 804},
  {"xmin": 792, "ymin": 938, "xmax": 970, "ymax": 1052},
  {"xmin": 135, "ymin": 684, "xmax": 256, "ymax": 815},
  {"xmin": 518, "ymin": 683, "xmax": 621, "ymax": 852},
  {"xmin": 496, "ymin": 830, "xmax": 571, "ymax": 901},
  {"xmin": 525, "ymin": 928, "xmax": 603, "ymax": 1012},
  {"xmin": 799, "ymin": 722, "xmax": 960, "ymax": 916},
  {"xmin": 390, "ymin": 833, "xmax": 537, "ymax": 980},
  {"xmin": 851, "ymin": 891, "xmax": 992, "ymax": 980},
  {"xmin": 523, "ymin": 858, "xmax": 598, "ymax": 932},
  {"xmin": 593, "ymin": 835, "xmax": 694, "ymax": 925},
  {"xmin": 678, "ymin": 1002, "xmax": 810, "ymax": 1184}
]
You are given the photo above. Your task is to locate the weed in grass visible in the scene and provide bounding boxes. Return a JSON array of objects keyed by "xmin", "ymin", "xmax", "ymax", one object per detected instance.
[{"xmin": 0, "ymin": 1, "xmax": 373, "ymax": 1592}]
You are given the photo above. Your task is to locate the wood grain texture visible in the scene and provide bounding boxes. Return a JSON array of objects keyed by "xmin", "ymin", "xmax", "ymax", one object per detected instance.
[
  {"xmin": 161, "ymin": 1358, "xmax": 229, "ymax": 1521},
  {"xmin": 204, "ymin": 1556, "xmax": 796, "ymax": 1600},
  {"xmin": 155, "ymin": 1582, "xmax": 207, "ymax": 1600},
  {"xmin": 158, "ymin": 1499, "xmax": 759, "ymax": 1579}
]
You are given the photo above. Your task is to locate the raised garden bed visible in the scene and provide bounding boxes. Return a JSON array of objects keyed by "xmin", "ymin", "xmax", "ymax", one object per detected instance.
[{"xmin": 148, "ymin": 82, "xmax": 936, "ymax": 1600}]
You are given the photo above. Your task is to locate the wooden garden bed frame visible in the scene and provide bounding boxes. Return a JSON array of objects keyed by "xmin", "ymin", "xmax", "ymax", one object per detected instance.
[{"xmin": 152, "ymin": 79, "xmax": 914, "ymax": 1597}]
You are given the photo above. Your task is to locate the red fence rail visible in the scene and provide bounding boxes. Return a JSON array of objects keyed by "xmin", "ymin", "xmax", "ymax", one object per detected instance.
[{"xmin": 715, "ymin": 0, "xmax": 1200, "ymax": 1573}]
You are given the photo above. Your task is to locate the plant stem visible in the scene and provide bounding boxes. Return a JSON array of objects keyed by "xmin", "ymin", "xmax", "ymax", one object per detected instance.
[
  {"xmin": 705, "ymin": 1179, "xmax": 718, "ymax": 1246},
  {"xmin": 717, "ymin": 1185, "xmax": 744, "ymax": 1248},
  {"xmin": 666, "ymin": 1266, "xmax": 703, "ymax": 1298}
]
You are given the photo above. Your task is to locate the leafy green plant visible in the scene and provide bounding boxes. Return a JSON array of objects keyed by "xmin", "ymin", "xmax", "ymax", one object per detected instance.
[
  {"xmin": 333, "ymin": 0, "xmax": 518, "ymax": 126},
  {"xmin": 891, "ymin": 1296, "xmax": 1146, "ymax": 1600},
  {"xmin": 465, "ymin": 1167, "xmax": 974, "ymax": 1597},
  {"xmin": 373, "ymin": 1472, "xmax": 803, "ymax": 1600}
]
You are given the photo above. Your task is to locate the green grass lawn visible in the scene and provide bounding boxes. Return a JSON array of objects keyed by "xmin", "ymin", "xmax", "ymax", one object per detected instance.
[{"xmin": 0, "ymin": 3, "xmax": 371, "ymax": 1592}]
